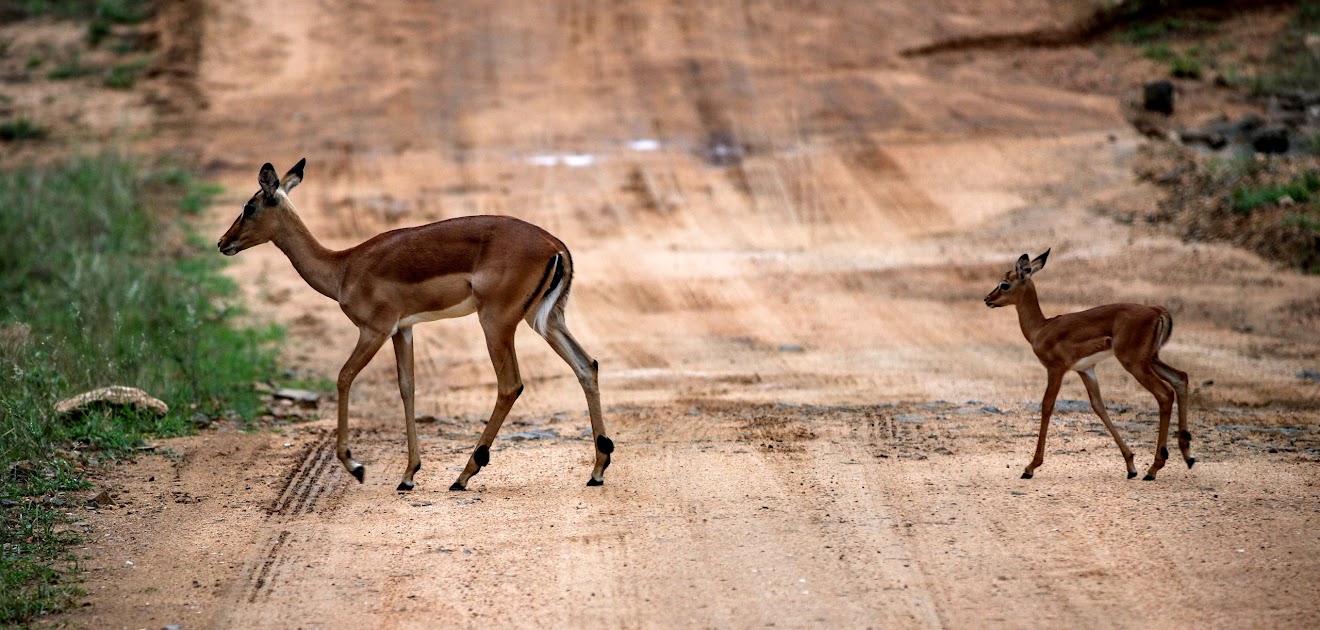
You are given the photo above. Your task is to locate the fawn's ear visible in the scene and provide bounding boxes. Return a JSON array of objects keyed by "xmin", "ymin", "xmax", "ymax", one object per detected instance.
[
  {"xmin": 258, "ymin": 163, "xmax": 281, "ymax": 203},
  {"xmin": 1030, "ymin": 248, "xmax": 1050, "ymax": 274},
  {"xmin": 1015, "ymin": 253, "xmax": 1032, "ymax": 279},
  {"xmin": 282, "ymin": 158, "xmax": 305, "ymax": 193}
]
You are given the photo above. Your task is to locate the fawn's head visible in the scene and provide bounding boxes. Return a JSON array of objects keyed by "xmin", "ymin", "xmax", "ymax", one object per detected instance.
[
  {"xmin": 985, "ymin": 249, "xmax": 1049, "ymax": 308},
  {"xmin": 217, "ymin": 159, "xmax": 305, "ymax": 256}
]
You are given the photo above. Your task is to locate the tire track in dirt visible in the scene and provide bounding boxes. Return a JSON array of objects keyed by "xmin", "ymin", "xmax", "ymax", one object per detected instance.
[{"xmin": 220, "ymin": 434, "xmax": 344, "ymax": 618}]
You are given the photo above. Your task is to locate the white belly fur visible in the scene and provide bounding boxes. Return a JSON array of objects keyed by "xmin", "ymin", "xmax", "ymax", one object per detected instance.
[
  {"xmin": 1070, "ymin": 349, "xmax": 1114, "ymax": 372},
  {"xmin": 396, "ymin": 295, "xmax": 478, "ymax": 328}
]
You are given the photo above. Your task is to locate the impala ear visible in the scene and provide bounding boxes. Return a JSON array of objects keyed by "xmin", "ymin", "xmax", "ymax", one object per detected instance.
[
  {"xmin": 258, "ymin": 163, "xmax": 281, "ymax": 203},
  {"xmin": 1031, "ymin": 248, "xmax": 1051, "ymax": 274},
  {"xmin": 282, "ymin": 157, "xmax": 305, "ymax": 193},
  {"xmin": 1015, "ymin": 253, "xmax": 1032, "ymax": 278}
]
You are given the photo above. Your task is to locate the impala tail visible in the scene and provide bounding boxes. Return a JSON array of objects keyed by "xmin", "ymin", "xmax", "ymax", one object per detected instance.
[
  {"xmin": 530, "ymin": 250, "xmax": 572, "ymax": 337},
  {"xmin": 1154, "ymin": 307, "xmax": 1173, "ymax": 351}
]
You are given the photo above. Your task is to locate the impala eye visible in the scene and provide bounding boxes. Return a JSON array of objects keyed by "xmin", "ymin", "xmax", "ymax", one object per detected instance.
[{"xmin": 999, "ymin": 281, "xmax": 1011, "ymax": 291}]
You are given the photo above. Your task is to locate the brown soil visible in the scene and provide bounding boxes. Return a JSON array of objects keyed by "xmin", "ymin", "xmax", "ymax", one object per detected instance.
[{"xmin": 30, "ymin": 1, "xmax": 1320, "ymax": 628}]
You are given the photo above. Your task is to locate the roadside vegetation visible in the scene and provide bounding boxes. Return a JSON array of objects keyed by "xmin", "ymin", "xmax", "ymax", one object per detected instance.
[
  {"xmin": 1115, "ymin": 2, "xmax": 1320, "ymax": 273},
  {"xmin": 0, "ymin": 154, "xmax": 284, "ymax": 625},
  {"xmin": 0, "ymin": 0, "xmax": 156, "ymax": 144}
]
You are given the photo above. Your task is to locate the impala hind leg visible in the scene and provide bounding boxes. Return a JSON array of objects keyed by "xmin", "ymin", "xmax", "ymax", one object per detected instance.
[
  {"xmin": 337, "ymin": 328, "xmax": 391, "ymax": 483},
  {"xmin": 1153, "ymin": 358, "xmax": 1195, "ymax": 469},
  {"xmin": 450, "ymin": 319, "xmax": 523, "ymax": 491},
  {"xmin": 538, "ymin": 313, "xmax": 611, "ymax": 486},
  {"xmin": 393, "ymin": 327, "xmax": 422, "ymax": 491},
  {"xmin": 1024, "ymin": 369, "xmax": 1065, "ymax": 479},
  {"xmin": 1077, "ymin": 369, "xmax": 1138, "ymax": 479},
  {"xmin": 1123, "ymin": 360, "xmax": 1176, "ymax": 480}
]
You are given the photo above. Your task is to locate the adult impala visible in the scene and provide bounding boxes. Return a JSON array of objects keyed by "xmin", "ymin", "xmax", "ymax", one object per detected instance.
[
  {"xmin": 218, "ymin": 159, "xmax": 613, "ymax": 490},
  {"xmin": 985, "ymin": 249, "xmax": 1194, "ymax": 481}
]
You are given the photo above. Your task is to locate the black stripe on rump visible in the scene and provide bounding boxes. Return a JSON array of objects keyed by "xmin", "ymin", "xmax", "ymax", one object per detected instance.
[
  {"xmin": 547, "ymin": 252, "xmax": 565, "ymax": 296},
  {"xmin": 522, "ymin": 254, "xmax": 559, "ymax": 315}
]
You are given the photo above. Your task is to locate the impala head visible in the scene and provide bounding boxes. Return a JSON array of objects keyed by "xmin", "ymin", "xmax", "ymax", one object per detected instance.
[
  {"xmin": 217, "ymin": 158, "xmax": 306, "ymax": 256},
  {"xmin": 985, "ymin": 248, "xmax": 1049, "ymax": 308}
]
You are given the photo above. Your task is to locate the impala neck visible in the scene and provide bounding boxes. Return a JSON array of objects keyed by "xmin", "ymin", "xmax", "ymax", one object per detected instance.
[
  {"xmin": 1014, "ymin": 281, "xmax": 1047, "ymax": 342},
  {"xmin": 272, "ymin": 208, "xmax": 342, "ymax": 301}
]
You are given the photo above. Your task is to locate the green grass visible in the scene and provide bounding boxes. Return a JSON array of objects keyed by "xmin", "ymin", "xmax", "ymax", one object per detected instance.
[
  {"xmin": 1170, "ymin": 56, "xmax": 1202, "ymax": 79},
  {"xmin": 1119, "ymin": 17, "xmax": 1218, "ymax": 44},
  {"xmin": 0, "ymin": 118, "xmax": 46, "ymax": 141},
  {"xmin": 0, "ymin": 0, "xmax": 149, "ymax": 22},
  {"xmin": 1140, "ymin": 41, "xmax": 1207, "ymax": 80},
  {"xmin": 45, "ymin": 54, "xmax": 94, "ymax": 81},
  {"xmin": 0, "ymin": 154, "xmax": 285, "ymax": 625},
  {"xmin": 1232, "ymin": 171, "xmax": 1320, "ymax": 214},
  {"xmin": 103, "ymin": 59, "xmax": 146, "ymax": 89}
]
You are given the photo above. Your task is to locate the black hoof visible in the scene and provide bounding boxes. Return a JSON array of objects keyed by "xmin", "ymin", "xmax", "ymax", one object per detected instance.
[
  {"xmin": 1127, "ymin": 471, "xmax": 1137, "ymax": 479},
  {"xmin": 586, "ymin": 478, "xmax": 604, "ymax": 487},
  {"xmin": 351, "ymin": 465, "xmax": 365, "ymax": 483},
  {"xmin": 396, "ymin": 481, "xmax": 414, "ymax": 492},
  {"xmin": 1021, "ymin": 472, "xmax": 1033, "ymax": 479},
  {"xmin": 449, "ymin": 482, "xmax": 466, "ymax": 491},
  {"xmin": 1142, "ymin": 474, "xmax": 1156, "ymax": 481},
  {"xmin": 1186, "ymin": 457, "xmax": 1196, "ymax": 469},
  {"xmin": 474, "ymin": 445, "xmax": 490, "ymax": 467}
]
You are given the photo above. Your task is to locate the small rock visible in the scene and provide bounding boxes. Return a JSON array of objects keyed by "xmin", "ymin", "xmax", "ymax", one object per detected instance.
[
  {"xmin": 272, "ymin": 388, "xmax": 320, "ymax": 406},
  {"xmin": 0, "ymin": 499, "xmax": 18, "ymax": 508},
  {"xmin": 163, "ymin": 625, "xmax": 183, "ymax": 630},
  {"xmin": 1236, "ymin": 113, "xmax": 1266, "ymax": 133},
  {"xmin": 1010, "ymin": 490, "xmax": 1026, "ymax": 496},
  {"xmin": 415, "ymin": 415, "xmax": 439, "ymax": 424},
  {"xmin": 1278, "ymin": 195, "xmax": 1296, "ymax": 207},
  {"xmin": 88, "ymin": 490, "xmax": 115, "ymax": 508},
  {"xmin": 252, "ymin": 381, "xmax": 274, "ymax": 393},
  {"xmin": 1298, "ymin": 370, "xmax": 1320, "ymax": 382},
  {"xmin": 1143, "ymin": 80, "xmax": 1174, "ymax": 115},
  {"xmin": 189, "ymin": 413, "xmax": 213, "ymax": 428},
  {"xmin": 777, "ymin": 344, "xmax": 805, "ymax": 353},
  {"xmin": 1251, "ymin": 127, "xmax": 1289, "ymax": 154}
]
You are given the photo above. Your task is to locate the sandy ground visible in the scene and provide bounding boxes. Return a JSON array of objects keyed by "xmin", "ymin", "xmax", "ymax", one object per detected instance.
[{"xmin": 55, "ymin": 1, "xmax": 1320, "ymax": 628}]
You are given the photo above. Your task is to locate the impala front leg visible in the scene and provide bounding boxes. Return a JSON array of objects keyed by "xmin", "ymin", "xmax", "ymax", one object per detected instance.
[
  {"xmin": 1024, "ymin": 369, "xmax": 1064, "ymax": 479},
  {"xmin": 337, "ymin": 327, "xmax": 390, "ymax": 483},
  {"xmin": 393, "ymin": 327, "xmax": 421, "ymax": 491}
]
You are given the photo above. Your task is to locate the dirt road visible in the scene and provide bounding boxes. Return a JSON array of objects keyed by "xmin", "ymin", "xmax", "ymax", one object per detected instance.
[{"xmin": 63, "ymin": 1, "xmax": 1319, "ymax": 628}]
